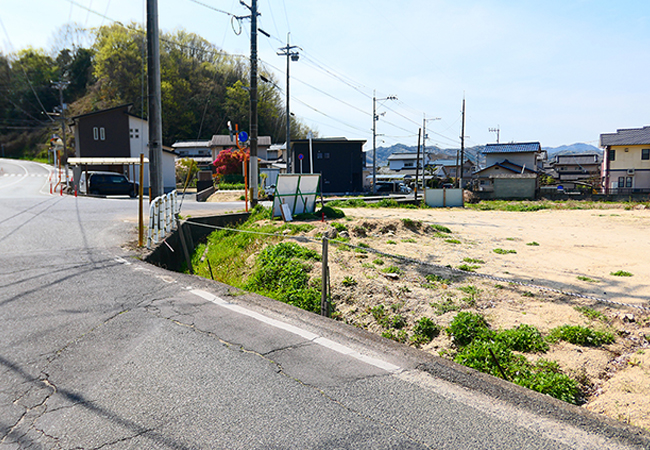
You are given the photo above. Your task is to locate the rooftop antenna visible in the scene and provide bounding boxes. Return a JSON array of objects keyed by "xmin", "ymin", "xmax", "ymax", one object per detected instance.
[{"xmin": 489, "ymin": 125, "xmax": 500, "ymax": 143}]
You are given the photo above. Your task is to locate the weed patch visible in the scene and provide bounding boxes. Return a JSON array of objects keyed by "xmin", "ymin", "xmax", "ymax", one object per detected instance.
[
  {"xmin": 493, "ymin": 248, "xmax": 517, "ymax": 255},
  {"xmin": 547, "ymin": 325, "xmax": 615, "ymax": 347},
  {"xmin": 611, "ymin": 270, "xmax": 633, "ymax": 277}
]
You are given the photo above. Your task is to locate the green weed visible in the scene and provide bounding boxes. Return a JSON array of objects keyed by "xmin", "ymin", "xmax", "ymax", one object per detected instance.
[
  {"xmin": 428, "ymin": 224, "xmax": 452, "ymax": 234},
  {"xmin": 458, "ymin": 264, "xmax": 478, "ymax": 272},
  {"xmin": 445, "ymin": 239, "xmax": 461, "ymax": 244},
  {"xmin": 547, "ymin": 325, "xmax": 615, "ymax": 347},
  {"xmin": 577, "ymin": 276, "xmax": 599, "ymax": 283},
  {"xmin": 342, "ymin": 276, "xmax": 357, "ymax": 287},
  {"xmin": 526, "ymin": 241, "xmax": 540, "ymax": 246},
  {"xmin": 611, "ymin": 270, "xmax": 633, "ymax": 277},
  {"xmin": 493, "ymin": 248, "xmax": 517, "ymax": 255},
  {"xmin": 574, "ymin": 306, "xmax": 608, "ymax": 322},
  {"xmin": 463, "ymin": 258, "xmax": 485, "ymax": 264},
  {"xmin": 382, "ymin": 265, "xmax": 404, "ymax": 275}
]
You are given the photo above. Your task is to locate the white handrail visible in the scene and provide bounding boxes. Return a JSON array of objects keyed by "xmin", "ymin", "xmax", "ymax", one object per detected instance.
[{"xmin": 147, "ymin": 190, "xmax": 179, "ymax": 249}]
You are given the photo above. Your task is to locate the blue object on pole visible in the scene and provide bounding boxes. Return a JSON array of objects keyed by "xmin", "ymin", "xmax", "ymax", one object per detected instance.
[
  {"xmin": 298, "ymin": 153, "xmax": 304, "ymax": 160},
  {"xmin": 239, "ymin": 131, "xmax": 249, "ymax": 143}
]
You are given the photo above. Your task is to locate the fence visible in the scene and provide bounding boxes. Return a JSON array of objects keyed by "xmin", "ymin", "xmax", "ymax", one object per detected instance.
[{"xmin": 147, "ymin": 190, "xmax": 179, "ymax": 249}]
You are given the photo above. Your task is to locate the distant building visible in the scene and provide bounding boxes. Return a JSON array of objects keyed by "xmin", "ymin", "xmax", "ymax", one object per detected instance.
[
  {"xmin": 600, "ymin": 126, "xmax": 650, "ymax": 194},
  {"xmin": 549, "ymin": 154, "xmax": 601, "ymax": 184},
  {"xmin": 290, "ymin": 138, "xmax": 366, "ymax": 194},
  {"xmin": 474, "ymin": 142, "xmax": 543, "ymax": 199}
]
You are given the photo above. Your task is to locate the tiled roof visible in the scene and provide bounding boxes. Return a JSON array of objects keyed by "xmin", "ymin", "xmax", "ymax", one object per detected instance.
[
  {"xmin": 482, "ymin": 142, "xmax": 541, "ymax": 154},
  {"xmin": 387, "ymin": 152, "xmax": 417, "ymax": 160},
  {"xmin": 600, "ymin": 126, "xmax": 650, "ymax": 146},
  {"xmin": 172, "ymin": 141, "xmax": 211, "ymax": 148},
  {"xmin": 210, "ymin": 135, "xmax": 272, "ymax": 147},
  {"xmin": 475, "ymin": 159, "xmax": 537, "ymax": 175}
]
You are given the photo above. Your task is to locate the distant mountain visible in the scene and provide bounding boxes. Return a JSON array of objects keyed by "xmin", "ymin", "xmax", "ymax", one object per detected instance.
[
  {"xmin": 368, "ymin": 142, "xmax": 602, "ymax": 167},
  {"xmin": 543, "ymin": 143, "xmax": 602, "ymax": 157},
  {"xmin": 367, "ymin": 143, "xmax": 483, "ymax": 166}
]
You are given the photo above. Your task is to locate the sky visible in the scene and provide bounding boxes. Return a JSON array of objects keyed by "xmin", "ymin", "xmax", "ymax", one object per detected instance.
[{"xmin": 1, "ymin": 0, "xmax": 649, "ymax": 151}]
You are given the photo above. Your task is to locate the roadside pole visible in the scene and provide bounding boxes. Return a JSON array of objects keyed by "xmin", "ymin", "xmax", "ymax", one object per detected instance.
[
  {"xmin": 320, "ymin": 238, "xmax": 329, "ymax": 317},
  {"xmin": 138, "ymin": 154, "xmax": 144, "ymax": 247}
]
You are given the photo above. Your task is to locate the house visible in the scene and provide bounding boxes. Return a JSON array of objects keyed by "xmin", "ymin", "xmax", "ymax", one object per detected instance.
[
  {"xmin": 70, "ymin": 104, "xmax": 176, "ymax": 193},
  {"xmin": 290, "ymin": 137, "xmax": 366, "ymax": 194},
  {"xmin": 387, "ymin": 152, "xmax": 433, "ymax": 172},
  {"xmin": 474, "ymin": 142, "xmax": 543, "ymax": 199},
  {"xmin": 208, "ymin": 135, "xmax": 273, "ymax": 161},
  {"xmin": 429, "ymin": 159, "xmax": 475, "ymax": 182},
  {"xmin": 549, "ymin": 154, "xmax": 601, "ymax": 184},
  {"xmin": 600, "ymin": 126, "xmax": 650, "ymax": 193}
]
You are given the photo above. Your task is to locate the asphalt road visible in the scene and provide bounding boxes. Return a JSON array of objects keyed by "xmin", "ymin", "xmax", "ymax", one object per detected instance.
[{"xmin": 1, "ymin": 159, "xmax": 649, "ymax": 449}]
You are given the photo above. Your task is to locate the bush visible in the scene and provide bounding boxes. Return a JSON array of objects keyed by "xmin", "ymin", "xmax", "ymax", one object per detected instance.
[
  {"xmin": 316, "ymin": 206, "xmax": 346, "ymax": 219},
  {"xmin": 446, "ymin": 312, "xmax": 492, "ymax": 346},
  {"xmin": 411, "ymin": 317, "xmax": 441, "ymax": 345},
  {"xmin": 495, "ymin": 324, "xmax": 549, "ymax": 353}
]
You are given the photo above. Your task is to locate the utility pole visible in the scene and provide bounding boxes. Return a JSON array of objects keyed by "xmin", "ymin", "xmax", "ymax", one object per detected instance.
[
  {"xmin": 460, "ymin": 96, "xmax": 466, "ymax": 190},
  {"xmin": 489, "ymin": 125, "xmax": 500, "ymax": 143},
  {"xmin": 249, "ymin": 0, "xmax": 259, "ymax": 204},
  {"xmin": 277, "ymin": 33, "xmax": 299, "ymax": 174},
  {"xmin": 415, "ymin": 128, "xmax": 421, "ymax": 201},
  {"xmin": 51, "ymin": 80, "xmax": 70, "ymax": 185},
  {"xmin": 372, "ymin": 91, "xmax": 397, "ymax": 193},
  {"xmin": 147, "ymin": 0, "xmax": 164, "ymax": 199},
  {"xmin": 422, "ymin": 114, "xmax": 441, "ymax": 188}
]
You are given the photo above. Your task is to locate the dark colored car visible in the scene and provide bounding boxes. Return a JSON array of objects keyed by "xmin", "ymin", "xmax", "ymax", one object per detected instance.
[
  {"xmin": 375, "ymin": 182, "xmax": 394, "ymax": 193},
  {"xmin": 79, "ymin": 171, "xmax": 139, "ymax": 197}
]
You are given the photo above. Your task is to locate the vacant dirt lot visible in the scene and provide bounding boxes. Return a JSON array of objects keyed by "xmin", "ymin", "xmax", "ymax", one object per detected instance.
[{"xmin": 286, "ymin": 206, "xmax": 650, "ymax": 431}]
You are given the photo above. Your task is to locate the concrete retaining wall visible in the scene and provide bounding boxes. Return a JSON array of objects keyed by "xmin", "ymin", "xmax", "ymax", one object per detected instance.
[{"xmin": 145, "ymin": 212, "xmax": 250, "ymax": 272}]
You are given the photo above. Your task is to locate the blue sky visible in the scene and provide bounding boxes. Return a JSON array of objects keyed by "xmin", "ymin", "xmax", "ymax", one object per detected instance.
[{"xmin": 1, "ymin": 0, "xmax": 649, "ymax": 150}]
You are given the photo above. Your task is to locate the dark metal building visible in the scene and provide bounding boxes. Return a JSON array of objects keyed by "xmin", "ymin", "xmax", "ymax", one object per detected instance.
[{"xmin": 290, "ymin": 138, "xmax": 366, "ymax": 194}]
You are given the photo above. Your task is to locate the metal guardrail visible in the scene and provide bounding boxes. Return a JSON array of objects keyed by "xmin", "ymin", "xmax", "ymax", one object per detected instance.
[{"xmin": 147, "ymin": 190, "xmax": 179, "ymax": 249}]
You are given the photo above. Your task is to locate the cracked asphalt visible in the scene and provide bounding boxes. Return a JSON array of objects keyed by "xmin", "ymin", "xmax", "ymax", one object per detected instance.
[{"xmin": 1, "ymin": 159, "xmax": 650, "ymax": 449}]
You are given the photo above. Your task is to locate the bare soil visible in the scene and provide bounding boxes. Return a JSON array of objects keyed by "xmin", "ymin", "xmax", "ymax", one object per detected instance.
[{"xmin": 278, "ymin": 207, "xmax": 650, "ymax": 431}]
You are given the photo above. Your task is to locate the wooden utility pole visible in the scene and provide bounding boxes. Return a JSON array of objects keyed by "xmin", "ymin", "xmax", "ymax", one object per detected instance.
[
  {"xmin": 460, "ymin": 96, "xmax": 466, "ymax": 190},
  {"xmin": 147, "ymin": 0, "xmax": 164, "ymax": 199}
]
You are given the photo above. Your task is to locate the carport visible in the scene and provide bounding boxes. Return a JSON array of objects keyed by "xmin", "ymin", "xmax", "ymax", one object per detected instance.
[{"xmin": 67, "ymin": 156, "xmax": 149, "ymax": 197}]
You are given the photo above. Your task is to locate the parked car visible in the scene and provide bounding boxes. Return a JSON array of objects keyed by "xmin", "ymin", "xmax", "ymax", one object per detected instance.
[
  {"xmin": 78, "ymin": 171, "xmax": 139, "ymax": 197},
  {"xmin": 374, "ymin": 182, "xmax": 411, "ymax": 194}
]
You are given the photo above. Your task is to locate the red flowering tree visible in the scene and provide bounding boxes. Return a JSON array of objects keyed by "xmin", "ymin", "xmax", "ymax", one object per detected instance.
[{"xmin": 212, "ymin": 147, "xmax": 249, "ymax": 178}]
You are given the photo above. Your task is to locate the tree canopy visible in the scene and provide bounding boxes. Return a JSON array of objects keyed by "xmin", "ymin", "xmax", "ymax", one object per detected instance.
[{"xmin": 0, "ymin": 22, "xmax": 311, "ymax": 158}]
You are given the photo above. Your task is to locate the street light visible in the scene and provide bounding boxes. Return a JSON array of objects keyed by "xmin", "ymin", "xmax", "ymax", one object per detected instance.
[
  {"xmin": 372, "ymin": 91, "xmax": 397, "ymax": 193},
  {"xmin": 277, "ymin": 33, "xmax": 300, "ymax": 173}
]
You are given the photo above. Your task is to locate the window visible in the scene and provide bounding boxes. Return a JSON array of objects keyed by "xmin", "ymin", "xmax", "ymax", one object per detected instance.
[
  {"xmin": 642, "ymin": 149, "xmax": 650, "ymax": 160},
  {"xmin": 608, "ymin": 149, "xmax": 616, "ymax": 161},
  {"xmin": 324, "ymin": 153, "xmax": 330, "ymax": 159},
  {"xmin": 100, "ymin": 127, "xmax": 105, "ymax": 141},
  {"xmin": 317, "ymin": 152, "xmax": 323, "ymax": 159},
  {"xmin": 626, "ymin": 177, "xmax": 633, "ymax": 188},
  {"xmin": 618, "ymin": 177, "xmax": 625, "ymax": 188},
  {"xmin": 93, "ymin": 127, "xmax": 98, "ymax": 140},
  {"xmin": 404, "ymin": 162, "xmax": 414, "ymax": 168}
]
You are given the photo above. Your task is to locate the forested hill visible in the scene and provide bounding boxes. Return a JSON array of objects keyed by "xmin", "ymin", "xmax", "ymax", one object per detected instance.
[{"xmin": 0, "ymin": 23, "xmax": 309, "ymax": 159}]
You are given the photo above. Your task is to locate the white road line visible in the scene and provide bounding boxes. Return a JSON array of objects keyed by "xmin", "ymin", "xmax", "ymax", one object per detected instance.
[{"xmin": 191, "ymin": 289, "xmax": 402, "ymax": 374}]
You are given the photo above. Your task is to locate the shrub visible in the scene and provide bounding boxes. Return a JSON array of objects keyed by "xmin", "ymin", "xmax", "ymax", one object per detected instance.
[
  {"xmin": 445, "ymin": 239, "xmax": 461, "ymax": 244},
  {"xmin": 547, "ymin": 325, "xmax": 615, "ymax": 347},
  {"xmin": 342, "ymin": 276, "xmax": 357, "ymax": 287},
  {"xmin": 493, "ymin": 248, "xmax": 517, "ymax": 255},
  {"xmin": 411, "ymin": 317, "xmax": 441, "ymax": 345},
  {"xmin": 446, "ymin": 312, "xmax": 492, "ymax": 346},
  {"xmin": 316, "ymin": 206, "xmax": 346, "ymax": 219},
  {"xmin": 458, "ymin": 264, "xmax": 478, "ymax": 272},
  {"xmin": 495, "ymin": 324, "xmax": 549, "ymax": 353}
]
